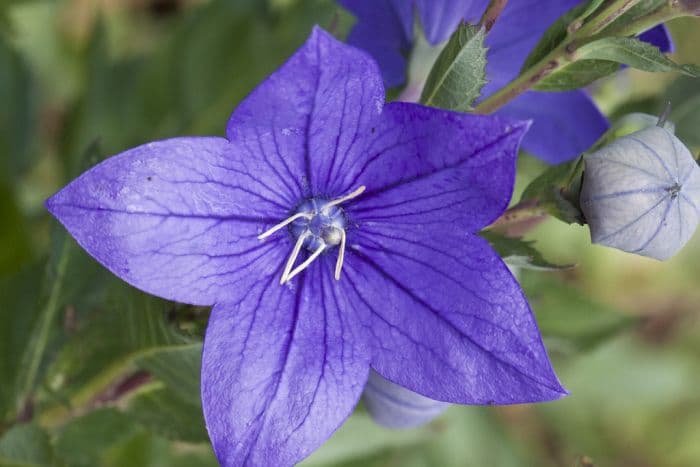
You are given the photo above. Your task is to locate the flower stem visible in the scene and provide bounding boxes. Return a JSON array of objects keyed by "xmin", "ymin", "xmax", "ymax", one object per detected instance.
[
  {"xmin": 474, "ymin": 0, "xmax": 643, "ymax": 114},
  {"xmin": 479, "ymin": 0, "xmax": 509, "ymax": 32}
]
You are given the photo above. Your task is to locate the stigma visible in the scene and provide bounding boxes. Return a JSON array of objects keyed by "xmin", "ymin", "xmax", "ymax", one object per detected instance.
[{"xmin": 258, "ymin": 186, "xmax": 365, "ymax": 284}]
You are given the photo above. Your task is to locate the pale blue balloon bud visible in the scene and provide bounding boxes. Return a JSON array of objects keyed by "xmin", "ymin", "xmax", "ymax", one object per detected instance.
[
  {"xmin": 363, "ymin": 370, "xmax": 449, "ymax": 429},
  {"xmin": 581, "ymin": 126, "xmax": 700, "ymax": 260}
]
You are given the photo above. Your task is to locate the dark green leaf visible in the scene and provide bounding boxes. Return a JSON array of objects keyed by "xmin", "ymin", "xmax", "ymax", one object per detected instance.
[
  {"xmin": 420, "ymin": 24, "xmax": 487, "ymax": 111},
  {"xmin": 575, "ymin": 37, "xmax": 700, "ymax": 76},
  {"xmin": 53, "ymin": 408, "xmax": 139, "ymax": 467},
  {"xmin": 533, "ymin": 59, "xmax": 620, "ymax": 91},
  {"xmin": 521, "ymin": 271, "xmax": 637, "ymax": 354},
  {"xmin": 125, "ymin": 384, "xmax": 207, "ymax": 443},
  {"xmin": 0, "ymin": 424, "xmax": 52, "ymax": 467},
  {"xmin": 520, "ymin": 156, "xmax": 586, "ymax": 224},
  {"xmin": 480, "ymin": 232, "xmax": 573, "ymax": 271},
  {"xmin": 0, "ymin": 33, "xmax": 36, "ymax": 184}
]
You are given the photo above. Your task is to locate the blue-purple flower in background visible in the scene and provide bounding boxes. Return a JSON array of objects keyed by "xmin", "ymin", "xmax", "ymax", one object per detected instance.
[
  {"xmin": 339, "ymin": 0, "xmax": 674, "ymax": 164},
  {"xmin": 46, "ymin": 27, "xmax": 566, "ymax": 466}
]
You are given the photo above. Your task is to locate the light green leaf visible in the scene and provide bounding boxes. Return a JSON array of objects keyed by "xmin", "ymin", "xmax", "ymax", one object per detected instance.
[
  {"xmin": 125, "ymin": 384, "xmax": 207, "ymax": 443},
  {"xmin": 575, "ymin": 37, "xmax": 700, "ymax": 76},
  {"xmin": 480, "ymin": 232, "xmax": 573, "ymax": 271},
  {"xmin": 0, "ymin": 424, "xmax": 52, "ymax": 467},
  {"xmin": 420, "ymin": 23, "xmax": 487, "ymax": 111}
]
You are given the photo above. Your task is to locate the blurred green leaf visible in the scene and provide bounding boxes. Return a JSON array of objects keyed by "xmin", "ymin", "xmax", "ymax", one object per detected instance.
[
  {"xmin": 420, "ymin": 23, "xmax": 487, "ymax": 111},
  {"xmin": 125, "ymin": 384, "xmax": 207, "ymax": 443},
  {"xmin": 480, "ymin": 231, "xmax": 573, "ymax": 271},
  {"xmin": 41, "ymin": 282, "xmax": 186, "ymax": 416},
  {"xmin": 521, "ymin": 271, "xmax": 637, "ymax": 354},
  {"xmin": 53, "ymin": 408, "xmax": 139, "ymax": 467},
  {"xmin": 0, "ymin": 424, "xmax": 52, "ymax": 467},
  {"xmin": 135, "ymin": 344, "xmax": 202, "ymax": 404},
  {"xmin": 576, "ymin": 37, "xmax": 700, "ymax": 76},
  {"xmin": 0, "ymin": 183, "xmax": 32, "ymax": 276},
  {"xmin": 301, "ymin": 413, "xmax": 432, "ymax": 466},
  {"xmin": 0, "ymin": 32, "xmax": 36, "ymax": 184},
  {"xmin": 667, "ymin": 75, "xmax": 700, "ymax": 149}
]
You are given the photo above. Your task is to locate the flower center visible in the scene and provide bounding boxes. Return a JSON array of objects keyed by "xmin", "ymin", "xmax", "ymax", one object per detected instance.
[{"xmin": 257, "ymin": 186, "xmax": 365, "ymax": 284}]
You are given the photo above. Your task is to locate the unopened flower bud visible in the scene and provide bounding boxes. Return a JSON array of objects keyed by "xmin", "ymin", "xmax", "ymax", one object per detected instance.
[
  {"xmin": 363, "ymin": 370, "xmax": 449, "ymax": 429},
  {"xmin": 581, "ymin": 126, "xmax": 700, "ymax": 260}
]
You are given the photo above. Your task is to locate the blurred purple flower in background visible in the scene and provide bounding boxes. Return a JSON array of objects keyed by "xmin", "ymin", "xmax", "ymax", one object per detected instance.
[
  {"xmin": 46, "ymin": 27, "xmax": 566, "ymax": 466},
  {"xmin": 339, "ymin": 0, "xmax": 674, "ymax": 163}
]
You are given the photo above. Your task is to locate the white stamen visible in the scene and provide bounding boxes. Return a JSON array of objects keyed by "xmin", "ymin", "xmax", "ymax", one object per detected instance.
[
  {"xmin": 322, "ymin": 186, "xmax": 366, "ymax": 213},
  {"xmin": 283, "ymin": 243, "xmax": 326, "ymax": 284},
  {"xmin": 258, "ymin": 212, "xmax": 313, "ymax": 240},
  {"xmin": 334, "ymin": 228, "xmax": 346, "ymax": 281},
  {"xmin": 280, "ymin": 231, "xmax": 308, "ymax": 284}
]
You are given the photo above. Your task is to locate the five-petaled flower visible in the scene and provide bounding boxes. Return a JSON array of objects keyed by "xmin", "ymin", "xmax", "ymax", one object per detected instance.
[
  {"xmin": 46, "ymin": 27, "xmax": 565, "ymax": 467},
  {"xmin": 338, "ymin": 0, "xmax": 673, "ymax": 164}
]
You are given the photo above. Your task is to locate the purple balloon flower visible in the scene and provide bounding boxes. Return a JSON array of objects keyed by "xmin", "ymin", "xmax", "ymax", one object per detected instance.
[
  {"xmin": 339, "ymin": 0, "xmax": 674, "ymax": 164},
  {"xmin": 46, "ymin": 27, "xmax": 565, "ymax": 466}
]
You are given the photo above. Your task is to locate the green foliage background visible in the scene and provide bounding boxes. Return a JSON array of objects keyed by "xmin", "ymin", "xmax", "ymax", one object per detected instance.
[{"xmin": 0, "ymin": 1, "xmax": 699, "ymax": 466}]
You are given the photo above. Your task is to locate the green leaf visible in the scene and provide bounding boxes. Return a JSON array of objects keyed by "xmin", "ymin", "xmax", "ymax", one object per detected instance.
[
  {"xmin": 533, "ymin": 59, "xmax": 620, "ymax": 91},
  {"xmin": 0, "ymin": 33, "xmax": 36, "ymax": 184},
  {"xmin": 53, "ymin": 408, "xmax": 139, "ymax": 467},
  {"xmin": 575, "ymin": 37, "xmax": 700, "ymax": 77},
  {"xmin": 667, "ymin": 76, "xmax": 700, "ymax": 149},
  {"xmin": 520, "ymin": 156, "xmax": 586, "ymax": 224},
  {"xmin": 480, "ymin": 232, "xmax": 573, "ymax": 271},
  {"xmin": 0, "ymin": 424, "xmax": 52, "ymax": 467},
  {"xmin": 420, "ymin": 23, "xmax": 487, "ymax": 111},
  {"xmin": 521, "ymin": 271, "xmax": 637, "ymax": 355},
  {"xmin": 135, "ymin": 344, "xmax": 202, "ymax": 404},
  {"xmin": 125, "ymin": 384, "xmax": 207, "ymax": 443},
  {"xmin": 40, "ymin": 282, "xmax": 186, "ymax": 420},
  {"xmin": 520, "ymin": 1, "xmax": 588, "ymax": 72}
]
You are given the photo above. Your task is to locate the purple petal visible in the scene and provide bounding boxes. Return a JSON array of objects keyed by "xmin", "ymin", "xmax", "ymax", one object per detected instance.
[
  {"xmin": 638, "ymin": 25, "xmax": 674, "ymax": 53},
  {"xmin": 201, "ymin": 258, "xmax": 370, "ymax": 466},
  {"xmin": 415, "ymin": 0, "xmax": 487, "ymax": 45},
  {"xmin": 498, "ymin": 91, "xmax": 609, "ymax": 164},
  {"xmin": 481, "ymin": 0, "xmax": 581, "ymax": 98},
  {"xmin": 227, "ymin": 26, "xmax": 385, "ymax": 196},
  {"xmin": 363, "ymin": 370, "xmax": 450, "ymax": 429},
  {"xmin": 344, "ymin": 102, "xmax": 528, "ymax": 231},
  {"xmin": 46, "ymin": 137, "xmax": 289, "ymax": 306},
  {"xmin": 343, "ymin": 224, "xmax": 566, "ymax": 404},
  {"xmin": 339, "ymin": 0, "xmax": 414, "ymax": 87}
]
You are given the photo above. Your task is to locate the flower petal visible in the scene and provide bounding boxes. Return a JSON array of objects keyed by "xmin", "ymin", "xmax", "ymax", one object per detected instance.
[
  {"xmin": 363, "ymin": 370, "xmax": 450, "ymax": 429},
  {"xmin": 46, "ymin": 137, "xmax": 288, "ymax": 306},
  {"xmin": 339, "ymin": 0, "xmax": 413, "ymax": 88},
  {"xmin": 638, "ymin": 25, "xmax": 674, "ymax": 53},
  {"xmin": 345, "ymin": 102, "xmax": 528, "ymax": 231},
  {"xmin": 343, "ymin": 223, "xmax": 566, "ymax": 404},
  {"xmin": 498, "ymin": 91, "xmax": 609, "ymax": 163},
  {"xmin": 201, "ymin": 258, "xmax": 370, "ymax": 467},
  {"xmin": 226, "ymin": 26, "xmax": 385, "ymax": 196}
]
